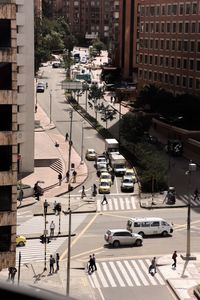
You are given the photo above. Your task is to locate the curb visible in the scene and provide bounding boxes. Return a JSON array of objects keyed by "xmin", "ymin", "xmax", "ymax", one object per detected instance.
[
  {"xmin": 33, "ymin": 209, "xmax": 97, "ymax": 217},
  {"xmin": 166, "ymin": 279, "xmax": 181, "ymax": 300},
  {"xmin": 25, "ymin": 233, "xmax": 76, "ymax": 240},
  {"xmin": 140, "ymin": 204, "xmax": 188, "ymax": 209}
]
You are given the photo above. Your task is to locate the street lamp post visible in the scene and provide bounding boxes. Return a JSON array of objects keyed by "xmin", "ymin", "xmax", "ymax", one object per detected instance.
[
  {"xmin": 49, "ymin": 90, "xmax": 52, "ymax": 124},
  {"xmin": 66, "ymin": 109, "xmax": 73, "ymax": 296},
  {"xmin": 81, "ymin": 121, "xmax": 85, "ymax": 164},
  {"xmin": 43, "ymin": 199, "xmax": 49, "ymax": 271},
  {"xmin": 181, "ymin": 161, "xmax": 197, "ymax": 261}
]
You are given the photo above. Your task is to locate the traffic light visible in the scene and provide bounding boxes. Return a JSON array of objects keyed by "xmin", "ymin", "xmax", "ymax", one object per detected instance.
[{"xmin": 40, "ymin": 235, "xmax": 45, "ymax": 244}]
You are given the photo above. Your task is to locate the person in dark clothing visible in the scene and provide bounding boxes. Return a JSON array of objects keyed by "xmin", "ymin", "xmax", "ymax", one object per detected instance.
[
  {"xmin": 19, "ymin": 189, "xmax": 24, "ymax": 206},
  {"xmin": 81, "ymin": 185, "xmax": 86, "ymax": 198},
  {"xmin": 58, "ymin": 173, "xmax": 62, "ymax": 186},
  {"xmin": 88, "ymin": 255, "xmax": 94, "ymax": 274},
  {"xmin": 66, "ymin": 170, "xmax": 70, "ymax": 183},
  {"xmin": 92, "ymin": 254, "xmax": 97, "ymax": 271},
  {"xmin": 49, "ymin": 255, "xmax": 55, "ymax": 274},
  {"xmin": 56, "ymin": 253, "xmax": 60, "ymax": 272},
  {"xmin": 101, "ymin": 194, "xmax": 108, "ymax": 205},
  {"xmin": 194, "ymin": 188, "xmax": 199, "ymax": 201},
  {"xmin": 111, "ymin": 173, "xmax": 115, "ymax": 184},
  {"xmin": 72, "ymin": 170, "xmax": 77, "ymax": 183},
  {"xmin": 34, "ymin": 182, "xmax": 40, "ymax": 200},
  {"xmin": 10, "ymin": 267, "xmax": 17, "ymax": 283},
  {"xmin": 172, "ymin": 251, "xmax": 177, "ymax": 269},
  {"xmin": 65, "ymin": 132, "xmax": 69, "ymax": 141}
]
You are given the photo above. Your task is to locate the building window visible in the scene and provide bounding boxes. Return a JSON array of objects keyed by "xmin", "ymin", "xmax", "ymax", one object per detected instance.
[
  {"xmin": 156, "ymin": 5, "xmax": 160, "ymax": 15},
  {"xmin": 196, "ymin": 78, "xmax": 200, "ymax": 89},
  {"xmin": 161, "ymin": 22, "xmax": 165, "ymax": 32},
  {"xmin": 189, "ymin": 78, "xmax": 193, "ymax": 88},
  {"xmin": 179, "ymin": 3, "xmax": 184, "ymax": 15},
  {"xmin": 191, "ymin": 22, "xmax": 196, "ymax": 33},
  {"xmin": 177, "ymin": 58, "xmax": 181, "ymax": 68},
  {"xmin": 0, "ymin": 63, "xmax": 12, "ymax": 90},
  {"xmin": 0, "ymin": 20, "xmax": 11, "ymax": 48},
  {"xmin": 160, "ymin": 40, "xmax": 164, "ymax": 49},
  {"xmin": 149, "ymin": 55, "xmax": 153, "ymax": 64},
  {"xmin": 197, "ymin": 41, "xmax": 200, "ymax": 52},
  {"xmin": 139, "ymin": 69, "xmax": 143, "ymax": 78},
  {"xmin": 150, "ymin": 22, "xmax": 154, "ymax": 33},
  {"xmin": 178, "ymin": 40, "xmax": 182, "ymax": 51},
  {"xmin": 154, "ymin": 56, "xmax": 158, "ymax": 65},
  {"xmin": 149, "ymin": 71, "xmax": 152, "ymax": 80},
  {"xmin": 172, "ymin": 22, "xmax": 176, "ymax": 32},
  {"xmin": 169, "ymin": 75, "xmax": 174, "ymax": 84},
  {"xmin": 172, "ymin": 40, "xmax": 176, "ymax": 50},
  {"xmin": 166, "ymin": 22, "xmax": 170, "ymax": 32},
  {"xmin": 186, "ymin": 3, "xmax": 190, "ymax": 14},
  {"xmin": 145, "ymin": 23, "xmax": 149, "ymax": 32},
  {"xmin": 176, "ymin": 76, "xmax": 180, "ymax": 86},
  {"xmin": 183, "ymin": 58, "xmax": 187, "ymax": 69},
  {"xmin": 182, "ymin": 77, "xmax": 187, "ymax": 87},
  {"xmin": 155, "ymin": 39, "xmax": 159, "ymax": 49},
  {"xmin": 144, "ymin": 70, "xmax": 147, "ymax": 79},
  {"xmin": 150, "ymin": 6, "xmax": 155, "ymax": 16},
  {"xmin": 183, "ymin": 40, "xmax": 188, "ymax": 51},
  {"xmin": 145, "ymin": 6, "xmax": 149, "ymax": 16},
  {"xmin": 0, "ymin": 146, "xmax": 12, "ymax": 171},
  {"xmin": 0, "ymin": 186, "xmax": 12, "ymax": 211},
  {"xmin": 167, "ymin": 4, "xmax": 171, "ymax": 15},
  {"xmin": 144, "ymin": 55, "xmax": 148, "ymax": 64},
  {"xmin": 159, "ymin": 73, "xmax": 163, "ymax": 82},
  {"xmin": 155, "ymin": 22, "xmax": 159, "ymax": 32},
  {"xmin": 172, "ymin": 4, "xmax": 177, "ymax": 15},
  {"xmin": 197, "ymin": 60, "xmax": 200, "ymax": 71},
  {"xmin": 154, "ymin": 72, "xmax": 158, "ymax": 81},
  {"xmin": 166, "ymin": 40, "xmax": 170, "ymax": 50},
  {"xmin": 161, "ymin": 5, "xmax": 166, "ymax": 15},
  {"xmin": 171, "ymin": 57, "xmax": 175, "ymax": 67},
  {"xmin": 160, "ymin": 56, "xmax": 164, "ymax": 66},
  {"xmin": 190, "ymin": 41, "xmax": 195, "ymax": 51},
  {"xmin": 0, "ymin": 105, "xmax": 12, "ymax": 131},
  {"xmin": 189, "ymin": 59, "xmax": 194, "ymax": 70},
  {"xmin": 198, "ymin": 22, "xmax": 200, "ymax": 33},
  {"xmin": 185, "ymin": 22, "xmax": 189, "ymax": 33},
  {"xmin": 165, "ymin": 57, "xmax": 169, "ymax": 66},
  {"xmin": 192, "ymin": 3, "xmax": 197, "ymax": 14},
  {"xmin": 150, "ymin": 39, "xmax": 153, "ymax": 48},
  {"xmin": 0, "ymin": 226, "xmax": 11, "ymax": 252},
  {"xmin": 164, "ymin": 74, "xmax": 169, "ymax": 83},
  {"xmin": 178, "ymin": 22, "xmax": 183, "ymax": 33}
]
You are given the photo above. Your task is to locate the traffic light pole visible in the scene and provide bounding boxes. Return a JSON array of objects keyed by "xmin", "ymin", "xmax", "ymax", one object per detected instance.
[
  {"xmin": 44, "ymin": 211, "xmax": 47, "ymax": 271},
  {"xmin": 58, "ymin": 211, "xmax": 61, "ymax": 234}
]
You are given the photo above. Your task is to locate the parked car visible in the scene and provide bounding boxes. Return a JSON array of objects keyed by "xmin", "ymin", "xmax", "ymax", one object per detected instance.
[
  {"xmin": 85, "ymin": 148, "xmax": 96, "ymax": 161},
  {"xmin": 16, "ymin": 235, "xmax": 26, "ymax": 247},
  {"xmin": 121, "ymin": 175, "xmax": 134, "ymax": 192},
  {"xmin": 36, "ymin": 82, "xmax": 45, "ymax": 93},
  {"xmin": 104, "ymin": 229, "xmax": 143, "ymax": 248},
  {"xmin": 97, "ymin": 163, "xmax": 108, "ymax": 177},
  {"xmin": 99, "ymin": 179, "xmax": 111, "ymax": 194}
]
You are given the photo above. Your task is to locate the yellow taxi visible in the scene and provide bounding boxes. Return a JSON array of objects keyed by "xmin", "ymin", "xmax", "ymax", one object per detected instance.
[
  {"xmin": 100, "ymin": 172, "xmax": 112, "ymax": 186},
  {"xmin": 98, "ymin": 179, "xmax": 111, "ymax": 194},
  {"xmin": 125, "ymin": 168, "xmax": 137, "ymax": 184},
  {"xmin": 16, "ymin": 235, "xmax": 26, "ymax": 247}
]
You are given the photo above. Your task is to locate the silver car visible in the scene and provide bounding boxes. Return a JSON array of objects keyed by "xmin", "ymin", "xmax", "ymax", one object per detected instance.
[{"xmin": 104, "ymin": 229, "xmax": 143, "ymax": 248}]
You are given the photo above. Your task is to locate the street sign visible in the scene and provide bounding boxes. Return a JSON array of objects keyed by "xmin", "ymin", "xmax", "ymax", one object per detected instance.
[{"xmin": 62, "ymin": 81, "xmax": 83, "ymax": 90}]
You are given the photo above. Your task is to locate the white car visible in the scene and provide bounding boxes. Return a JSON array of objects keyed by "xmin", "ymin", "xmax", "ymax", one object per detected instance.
[
  {"xmin": 121, "ymin": 175, "xmax": 134, "ymax": 192},
  {"xmin": 85, "ymin": 148, "xmax": 96, "ymax": 161},
  {"xmin": 104, "ymin": 229, "xmax": 143, "ymax": 248}
]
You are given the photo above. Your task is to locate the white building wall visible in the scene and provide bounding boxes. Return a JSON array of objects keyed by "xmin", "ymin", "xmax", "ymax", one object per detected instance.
[{"xmin": 16, "ymin": 0, "xmax": 34, "ymax": 174}]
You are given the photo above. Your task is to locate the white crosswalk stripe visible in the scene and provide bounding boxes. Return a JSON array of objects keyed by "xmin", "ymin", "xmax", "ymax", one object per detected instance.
[
  {"xmin": 97, "ymin": 196, "xmax": 138, "ymax": 211},
  {"xmin": 177, "ymin": 194, "xmax": 200, "ymax": 207},
  {"xmin": 16, "ymin": 237, "xmax": 66, "ymax": 264},
  {"xmin": 87, "ymin": 259, "xmax": 165, "ymax": 289}
]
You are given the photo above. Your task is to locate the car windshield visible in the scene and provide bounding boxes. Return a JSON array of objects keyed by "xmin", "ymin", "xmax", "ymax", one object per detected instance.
[{"xmin": 100, "ymin": 182, "xmax": 109, "ymax": 187}]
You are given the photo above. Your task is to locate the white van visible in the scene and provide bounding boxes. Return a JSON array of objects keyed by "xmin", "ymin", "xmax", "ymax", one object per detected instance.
[{"xmin": 126, "ymin": 217, "xmax": 173, "ymax": 237}]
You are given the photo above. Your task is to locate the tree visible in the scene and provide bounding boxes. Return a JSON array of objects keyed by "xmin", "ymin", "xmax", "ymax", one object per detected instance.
[
  {"xmin": 91, "ymin": 38, "xmax": 106, "ymax": 56},
  {"xmin": 88, "ymin": 84, "xmax": 104, "ymax": 104}
]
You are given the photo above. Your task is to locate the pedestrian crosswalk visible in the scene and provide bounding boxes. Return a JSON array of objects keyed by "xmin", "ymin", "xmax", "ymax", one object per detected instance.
[
  {"xmin": 87, "ymin": 259, "xmax": 165, "ymax": 289},
  {"xmin": 50, "ymin": 158, "xmax": 63, "ymax": 174},
  {"xmin": 177, "ymin": 193, "xmax": 200, "ymax": 207},
  {"xmin": 16, "ymin": 237, "xmax": 66, "ymax": 264},
  {"xmin": 97, "ymin": 196, "xmax": 138, "ymax": 211}
]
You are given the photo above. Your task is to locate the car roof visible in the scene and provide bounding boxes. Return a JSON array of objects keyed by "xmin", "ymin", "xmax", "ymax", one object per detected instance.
[
  {"xmin": 87, "ymin": 148, "xmax": 95, "ymax": 152},
  {"xmin": 123, "ymin": 175, "xmax": 133, "ymax": 180},
  {"xmin": 126, "ymin": 168, "xmax": 134, "ymax": 172},
  {"xmin": 107, "ymin": 229, "xmax": 130, "ymax": 233},
  {"xmin": 101, "ymin": 172, "xmax": 110, "ymax": 176},
  {"xmin": 128, "ymin": 217, "xmax": 164, "ymax": 222}
]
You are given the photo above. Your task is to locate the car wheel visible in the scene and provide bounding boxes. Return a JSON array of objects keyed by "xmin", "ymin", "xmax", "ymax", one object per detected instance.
[
  {"xmin": 162, "ymin": 231, "xmax": 168, "ymax": 237},
  {"xmin": 135, "ymin": 239, "xmax": 142, "ymax": 247},
  {"xmin": 18, "ymin": 241, "xmax": 25, "ymax": 247},
  {"xmin": 113, "ymin": 240, "xmax": 120, "ymax": 248},
  {"xmin": 138, "ymin": 231, "xmax": 145, "ymax": 238}
]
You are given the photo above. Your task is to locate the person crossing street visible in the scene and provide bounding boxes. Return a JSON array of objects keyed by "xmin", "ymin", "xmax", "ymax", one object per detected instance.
[{"xmin": 101, "ymin": 194, "xmax": 108, "ymax": 205}]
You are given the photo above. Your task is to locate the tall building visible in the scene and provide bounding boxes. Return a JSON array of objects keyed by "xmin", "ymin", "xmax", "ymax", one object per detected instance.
[
  {"xmin": 0, "ymin": 0, "xmax": 18, "ymax": 270},
  {"xmin": 138, "ymin": 0, "xmax": 200, "ymax": 96},
  {"xmin": 118, "ymin": 0, "xmax": 139, "ymax": 82},
  {"xmin": 0, "ymin": 0, "xmax": 34, "ymax": 271},
  {"xmin": 37, "ymin": 0, "xmax": 119, "ymax": 48}
]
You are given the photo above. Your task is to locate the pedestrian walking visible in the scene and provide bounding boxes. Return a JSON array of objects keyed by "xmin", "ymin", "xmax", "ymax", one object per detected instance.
[
  {"xmin": 58, "ymin": 172, "xmax": 62, "ymax": 186},
  {"xmin": 172, "ymin": 251, "xmax": 177, "ymax": 269},
  {"xmin": 65, "ymin": 132, "xmax": 69, "ymax": 141},
  {"xmin": 92, "ymin": 254, "xmax": 97, "ymax": 271},
  {"xmin": 92, "ymin": 184, "xmax": 97, "ymax": 196},
  {"xmin": 10, "ymin": 267, "xmax": 17, "ymax": 283},
  {"xmin": 72, "ymin": 170, "xmax": 77, "ymax": 183},
  {"xmin": 50, "ymin": 220, "xmax": 55, "ymax": 238},
  {"xmin": 81, "ymin": 185, "xmax": 86, "ymax": 198},
  {"xmin": 43, "ymin": 199, "xmax": 49, "ymax": 215},
  {"xmin": 19, "ymin": 188, "xmax": 24, "ymax": 206},
  {"xmin": 101, "ymin": 194, "xmax": 108, "ymax": 205},
  {"xmin": 87, "ymin": 255, "xmax": 94, "ymax": 274},
  {"xmin": 34, "ymin": 104, "xmax": 38, "ymax": 113},
  {"xmin": 149, "ymin": 257, "xmax": 157, "ymax": 275},
  {"xmin": 49, "ymin": 254, "xmax": 55, "ymax": 274},
  {"xmin": 111, "ymin": 172, "xmax": 115, "ymax": 184},
  {"xmin": 46, "ymin": 82, "xmax": 48, "ymax": 88},
  {"xmin": 53, "ymin": 200, "xmax": 57, "ymax": 213},
  {"xmin": 56, "ymin": 253, "xmax": 60, "ymax": 272},
  {"xmin": 34, "ymin": 182, "xmax": 40, "ymax": 200},
  {"xmin": 7, "ymin": 267, "xmax": 13, "ymax": 281},
  {"xmin": 194, "ymin": 188, "xmax": 199, "ymax": 201},
  {"xmin": 66, "ymin": 170, "xmax": 70, "ymax": 183}
]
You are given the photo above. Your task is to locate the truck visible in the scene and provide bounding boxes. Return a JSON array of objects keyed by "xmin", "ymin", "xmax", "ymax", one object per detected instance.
[
  {"xmin": 105, "ymin": 138, "xmax": 119, "ymax": 157},
  {"xmin": 110, "ymin": 153, "xmax": 126, "ymax": 176}
]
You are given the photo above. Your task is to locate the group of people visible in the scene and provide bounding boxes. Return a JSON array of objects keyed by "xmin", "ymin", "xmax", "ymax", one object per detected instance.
[
  {"xmin": 49, "ymin": 253, "xmax": 60, "ymax": 274},
  {"xmin": 149, "ymin": 251, "xmax": 178, "ymax": 276},
  {"xmin": 87, "ymin": 254, "xmax": 97, "ymax": 274}
]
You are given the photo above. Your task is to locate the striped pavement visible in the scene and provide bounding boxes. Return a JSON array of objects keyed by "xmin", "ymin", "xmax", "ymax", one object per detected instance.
[
  {"xmin": 177, "ymin": 193, "xmax": 200, "ymax": 207},
  {"xmin": 97, "ymin": 196, "xmax": 138, "ymax": 211},
  {"xmin": 87, "ymin": 258, "xmax": 165, "ymax": 289}
]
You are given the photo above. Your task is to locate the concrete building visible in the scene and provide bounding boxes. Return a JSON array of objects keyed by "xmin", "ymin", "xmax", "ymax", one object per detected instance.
[
  {"xmin": 138, "ymin": 0, "xmax": 200, "ymax": 96},
  {"xmin": 118, "ymin": 0, "xmax": 139, "ymax": 83},
  {"xmin": 35, "ymin": 0, "xmax": 119, "ymax": 48},
  {"xmin": 0, "ymin": 0, "xmax": 34, "ymax": 271},
  {"xmin": 16, "ymin": 0, "xmax": 34, "ymax": 175},
  {"xmin": 0, "ymin": 0, "xmax": 18, "ymax": 270}
]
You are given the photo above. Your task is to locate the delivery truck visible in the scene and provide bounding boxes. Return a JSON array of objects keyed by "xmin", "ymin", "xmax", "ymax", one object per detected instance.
[
  {"xmin": 110, "ymin": 153, "xmax": 126, "ymax": 176},
  {"xmin": 105, "ymin": 138, "xmax": 119, "ymax": 157}
]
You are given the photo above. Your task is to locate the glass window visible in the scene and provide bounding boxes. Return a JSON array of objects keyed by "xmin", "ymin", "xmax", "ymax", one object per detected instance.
[
  {"xmin": 189, "ymin": 60, "xmax": 194, "ymax": 70},
  {"xmin": 169, "ymin": 75, "xmax": 174, "ymax": 84},
  {"xmin": 191, "ymin": 22, "xmax": 196, "ymax": 33},
  {"xmin": 183, "ymin": 41, "xmax": 188, "ymax": 51},
  {"xmin": 142, "ymin": 222, "xmax": 150, "ymax": 227},
  {"xmin": 197, "ymin": 41, "xmax": 200, "ymax": 52},
  {"xmin": 151, "ymin": 221, "xmax": 160, "ymax": 227},
  {"xmin": 183, "ymin": 59, "xmax": 187, "ymax": 69},
  {"xmin": 178, "ymin": 40, "xmax": 182, "ymax": 51},
  {"xmin": 179, "ymin": 22, "xmax": 183, "ymax": 33},
  {"xmin": 161, "ymin": 22, "xmax": 165, "ymax": 32},
  {"xmin": 155, "ymin": 56, "xmax": 158, "ymax": 65},
  {"xmin": 190, "ymin": 41, "xmax": 195, "ymax": 51},
  {"xmin": 155, "ymin": 23, "xmax": 159, "ymax": 32},
  {"xmin": 149, "ymin": 56, "xmax": 153, "ymax": 64},
  {"xmin": 197, "ymin": 60, "xmax": 200, "ymax": 71},
  {"xmin": 154, "ymin": 72, "xmax": 158, "ymax": 81},
  {"xmin": 172, "ymin": 4, "xmax": 177, "ymax": 15},
  {"xmin": 189, "ymin": 78, "xmax": 193, "ymax": 88},
  {"xmin": 198, "ymin": 22, "xmax": 200, "ymax": 33},
  {"xmin": 185, "ymin": 22, "xmax": 189, "ymax": 33},
  {"xmin": 155, "ymin": 39, "xmax": 159, "ymax": 49},
  {"xmin": 145, "ymin": 55, "xmax": 148, "ymax": 63},
  {"xmin": 134, "ymin": 222, "xmax": 141, "ymax": 227},
  {"xmin": 160, "ymin": 40, "xmax": 164, "ymax": 49},
  {"xmin": 159, "ymin": 73, "xmax": 163, "ymax": 82},
  {"xmin": 167, "ymin": 22, "xmax": 170, "ymax": 32},
  {"xmin": 150, "ymin": 39, "xmax": 153, "ymax": 48},
  {"xmin": 179, "ymin": 4, "xmax": 184, "ymax": 15},
  {"xmin": 182, "ymin": 77, "xmax": 187, "ymax": 87},
  {"xmin": 161, "ymin": 5, "xmax": 166, "ymax": 15},
  {"xmin": 160, "ymin": 56, "xmax": 164, "ymax": 65},
  {"xmin": 145, "ymin": 23, "xmax": 149, "ymax": 32},
  {"xmin": 156, "ymin": 5, "xmax": 160, "ymax": 15},
  {"xmin": 165, "ymin": 74, "xmax": 168, "ymax": 83},
  {"xmin": 176, "ymin": 76, "xmax": 180, "ymax": 86},
  {"xmin": 167, "ymin": 4, "xmax": 171, "ymax": 15},
  {"xmin": 0, "ymin": 226, "xmax": 11, "ymax": 252},
  {"xmin": 196, "ymin": 78, "xmax": 200, "ymax": 89},
  {"xmin": 172, "ymin": 40, "xmax": 176, "ymax": 50},
  {"xmin": 172, "ymin": 22, "xmax": 176, "ymax": 32},
  {"xmin": 192, "ymin": 3, "xmax": 197, "ymax": 14},
  {"xmin": 0, "ymin": 186, "xmax": 12, "ymax": 211},
  {"xmin": 166, "ymin": 40, "xmax": 170, "ymax": 50},
  {"xmin": 149, "ymin": 71, "xmax": 152, "ymax": 80},
  {"xmin": 165, "ymin": 57, "xmax": 169, "ymax": 66},
  {"xmin": 186, "ymin": 3, "xmax": 190, "ymax": 14},
  {"xmin": 150, "ymin": 23, "xmax": 154, "ymax": 33},
  {"xmin": 150, "ymin": 6, "xmax": 155, "ymax": 16},
  {"xmin": 177, "ymin": 58, "xmax": 181, "ymax": 68},
  {"xmin": 171, "ymin": 57, "xmax": 175, "ymax": 67}
]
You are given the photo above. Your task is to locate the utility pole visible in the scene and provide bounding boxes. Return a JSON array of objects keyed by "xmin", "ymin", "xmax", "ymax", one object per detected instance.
[
  {"xmin": 81, "ymin": 121, "xmax": 84, "ymax": 164},
  {"xmin": 49, "ymin": 90, "xmax": 52, "ymax": 124}
]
